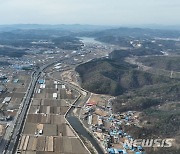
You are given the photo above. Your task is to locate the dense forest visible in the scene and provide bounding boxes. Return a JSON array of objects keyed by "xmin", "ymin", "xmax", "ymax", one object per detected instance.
[
  {"xmin": 76, "ymin": 58, "xmax": 176, "ymax": 96},
  {"xmin": 138, "ymin": 56, "xmax": 180, "ymax": 72}
]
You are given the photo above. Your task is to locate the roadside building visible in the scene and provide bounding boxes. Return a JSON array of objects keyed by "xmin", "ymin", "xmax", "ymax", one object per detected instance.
[
  {"xmin": 40, "ymin": 84, "xmax": 46, "ymax": 89},
  {"xmin": 2, "ymin": 97, "xmax": 11, "ymax": 104},
  {"xmin": 61, "ymin": 85, "xmax": 65, "ymax": 89},
  {"xmin": 38, "ymin": 79, "xmax": 45, "ymax": 84},
  {"xmin": 13, "ymin": 79, "xmax": 19, "ymax": 83},
  {"xmin": 0, "ymin": 85, "xmax": 6, "ymax": 93},
  {"xmin": 53, "ymin": 93, "xmax": 57, "ymax": 99}
]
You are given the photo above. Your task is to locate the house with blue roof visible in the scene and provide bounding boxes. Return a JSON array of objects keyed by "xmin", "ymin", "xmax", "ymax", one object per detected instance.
[
  {"xmin": 38, "ymin": 79, "xmax": 45, "ymax": 84},
  {"xmin": 108, "ymin": 148, "xmax": 127, "ymax": 154}
]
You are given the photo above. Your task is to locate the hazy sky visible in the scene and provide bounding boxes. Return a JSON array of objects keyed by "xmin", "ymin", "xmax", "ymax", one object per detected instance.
[{"xmin": 0, "ymin": 0, "xmax": 180, "ymax": 25}]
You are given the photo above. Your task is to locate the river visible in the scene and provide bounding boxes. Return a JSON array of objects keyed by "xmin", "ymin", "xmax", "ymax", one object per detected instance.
[
  {"xmin": 66, "ymin": 37, "xmax": 105, "ymax": 154},
  {"xmin": 79, "ymin": 37, "xmax": 102, "ymax": 44},
  {"xmin": 66, "ymin": 93, "xmax": 104, "ymax": 154},
  {"xmin": 67, "ymin": 116, "xmax": 104, "ymax": 154}
]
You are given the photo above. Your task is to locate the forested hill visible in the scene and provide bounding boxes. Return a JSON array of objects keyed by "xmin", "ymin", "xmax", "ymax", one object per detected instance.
[{"xmin": 75, "ymin": 59, "xmax": 175, "ymax": 96}]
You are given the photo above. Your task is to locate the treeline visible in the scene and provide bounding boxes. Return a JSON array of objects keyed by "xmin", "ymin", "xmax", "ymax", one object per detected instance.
[
  {"xmin": 0, "ymin": 47, "xmax": 27, "ymax": 57},
  {"xmin": 138, "ymin": 56, "xmax": 180, "ymax": 72},
  {"xmin": 76, "ymin": 58, "xmax": 175, "ymax": 96}
]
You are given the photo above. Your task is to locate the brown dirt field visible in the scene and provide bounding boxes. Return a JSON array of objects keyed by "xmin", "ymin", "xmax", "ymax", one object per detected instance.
[
  {"xmin": 63, "ymin": 137, "xmax": 73, "ymax": 153},
  {"xmin": 59, "ymin": 100, "xmax": 69, "ymax": 107},
  {"xmin": 27, "ymin": 136, "xmax": 36, "ymax": 151},
  {"xmin": 44, "ymin": 136, "xmax": 54, "ymax": 152},
  {"xmin": 45, "ymin": 89, "xmax": 57, "ymax": 94},
  {"xmin": 40, "ymin": 114, "xmax": 51, "ymax": 124},
  {"xmin": 11, "ymin": 92, "xmax": 25, "ymax": 98},
  {"xmin": 34, "ymin": 93, "xmax": 46, "ymax": 99},
  {"xmin": 50, "ymin": 115, "xmax": 65, "ymax": 124},
  {"xmin": 31, "ymin": 137, "xmax": 38, "ymax": 151},
  {"xmin": 29, "ymin": 106, "xmax": 40, "ymax": 114},
  {"xmin": 37, "ymin": 124, "xmax": 44, "ymax": 130},
  {"xmin": 54, "ymin": 137, "xmax": 63, "ymax": 152},
  {"xmin": 45, "ymin": 93, "xmax": 52, "ymax": 99},
  {"xmin": 92, "ymin": 114, "xmax": 98, "ymax": 125},
  {"xmin": 43, "ymin": 124, "xmax": 57, "ymax": 136},
  {"xmin": 60, "ymin": 89, "xmax": 67, "ymax": 99},
  {"xmin": 42, "ymin": 99, "xmax": 68, "ymax": 107},
  {"xmin": 15, "ymin": 88, "xmax": 27, "ymax": 93},
  {"xmin": 60, "ymin": 106, "xmax": 69, "ymax": 115},
  {"xmin": 95, "ymin": 108, "xmax": 108, "ymax": 117},
  {"xmin": 10, "ymin": 98, "xmax": 22, "ymax": 105},
  {"xmin": 42, "ymin": 99, "xmax": 58, "ymax": 107},
  {"xmin": 45, "ymin": 85, "xmax": 55, "ymax": 89},
  {"xmin": 23, "ymin": 123, "xmax": 37, "ymax": 135},
  {"xmin": 32, "ymin": 99, "xmax": 41, "ymax": 106},
  {"xmin": 65, "ymin": 125, "xmax": 75, "ymax": 137},
  {"xmin": 89, "ymin": 94, "xmax": 110, "ymax": 107},
  {"xmin": 39, "ymin": 106, "xmax": 48, "ymax": 114},
  {"xmin": 26, "ymin": 114, "xmax": 38, "ymax": 123},
  {"xmin": 36, "ymin": 136, "xmax": 46, "ymax": 151},
  {"xmin": 57, "ymin": 124, "xmax": 66, "ymax": 136},
  {"xmin": 26, "ymin": 114, "xmax": 51, "ymax": 124},
  {"xmin": 40, "ymin": 106, "xmax": 62, "ymax": 114},
  {"xmin": 51, "ymin": 106, "xmax": 61, "ymax": 114},
  {"xmin": 36, "ymin": 152, "xmax": 55, "ymax": 154},
  {"xmin": 71, "ymin": 137, "xmax": 89, "ymax": 154},
  {"xmin": 25, "ymin": 152, "xmax": 36, "ymax": 154}
]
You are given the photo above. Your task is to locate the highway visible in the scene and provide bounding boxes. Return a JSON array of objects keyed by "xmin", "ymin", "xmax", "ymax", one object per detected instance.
[
  {"xmin": 1, "ymin": 60, "xmax": 60, "ymax": 154},
  {"xmin": 0, "ymin": 50, "xmax": 107, "ymax": 153},
  {"xmin": 0, "ymin": 70, "xmax": 37, "ymax": 154},
  {"xmin": 5, "ymin": 71, "xmax": 39, "ymax": 154}
]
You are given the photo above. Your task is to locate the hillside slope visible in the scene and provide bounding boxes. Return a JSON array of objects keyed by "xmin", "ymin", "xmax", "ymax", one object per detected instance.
[{"xmin": 76, "ymin": 59, "xmax": 175, "ymax": 96}]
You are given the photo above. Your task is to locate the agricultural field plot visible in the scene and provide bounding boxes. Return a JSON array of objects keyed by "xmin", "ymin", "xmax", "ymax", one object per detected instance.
[
  {"xmin": 29, "ymin": 105, "xmax": 40, "ymax": 114},
  {"xmin": 0, "ymin": 124, "xmax": 5, "ymax": 136},
  {"xmin": 23, "ymin": 123, "xmax": 37, "ymax": 135},
  {"xmin": 31, "ymin": 99, "xmax": 42, "ymax": 106},
  {"xmin": 7, "ymin": 97, "xmax": 22, "ymax": 109},
  {"xmin": 34, "ymin": 92, "xmax": 47, "ymax": 99},
  {"xmin": 42, "ymin": 99, "xmax": 69, "ymax": 107},
  {"xmin": 87, "ymin": 94, "xmax": 111, "ymax": 108},
  {"xmin": 9, "ymin": 92, "xmax": 25, "ymax": 98},
  {"xmin": 17, "ymin": 74, "xmax": 88, "ymax": 154},
  {"xmin": 18, "ymin": 136, "xmax": 88, "ymax": 154},
  {"xmin": 23, "ymin": 122, "xmax": 76, "ymax": 137},
  {"xmin": 37, "ymin": 106, "xmax": 69, "ymax": 115},
  {"xmin": 14, "ymin": 87, "xmax": 27, "ymax": 93}
]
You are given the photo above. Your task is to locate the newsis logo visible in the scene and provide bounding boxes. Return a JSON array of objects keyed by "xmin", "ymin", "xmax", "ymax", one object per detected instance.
[{"xmin": 124, "ymin": 139, "xmax": 174, "ymax": 148}]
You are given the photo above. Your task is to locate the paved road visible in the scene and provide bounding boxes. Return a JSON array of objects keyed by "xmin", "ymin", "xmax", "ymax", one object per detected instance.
[
  {"xmin": 0, "ymin": 50, "xmax": 107, "ymax": 153},
  {"xmin": 5, "ymin": 72, "xmax": 39, "ymax": 154},
  {"xmin": 47, "ymin": 70, "xmax": 107, "ymax": 153},
  {"xmin": 0, "ymin": 60, "xmax": 61, "ymax": 154}
]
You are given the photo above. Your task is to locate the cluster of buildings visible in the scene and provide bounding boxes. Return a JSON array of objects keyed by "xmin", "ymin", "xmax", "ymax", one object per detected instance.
[
  {"xmin": 130, "ymin": 41, "xmax": 142, "ymax": 48},
  {"xmin": 82, "ymin": 100, "xmax": 145, "ymax": 154},
  {"xmin": 37, "ymin": 79, "xmax": 73, "ymax": 100},
  {"xmin": 0, "ymin": 85, "xmax": 6, "ymax": 93}
]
